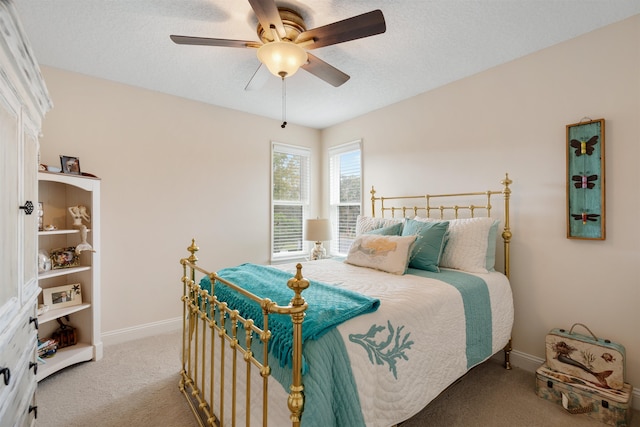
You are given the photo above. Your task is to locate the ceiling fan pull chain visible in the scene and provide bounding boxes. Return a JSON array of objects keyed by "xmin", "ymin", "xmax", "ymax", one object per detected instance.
[{"xmin": 281, "ymin": 76, "xmax": 287, "ymax": 128}]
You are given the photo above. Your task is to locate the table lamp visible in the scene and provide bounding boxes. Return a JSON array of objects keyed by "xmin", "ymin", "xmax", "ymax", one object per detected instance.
[{"xmin": 304, "ymin": 218, "xmax": 332, "ymax": 260}]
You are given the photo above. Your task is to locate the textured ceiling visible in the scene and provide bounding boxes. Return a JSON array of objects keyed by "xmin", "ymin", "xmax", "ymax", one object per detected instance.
[{"xmin": 14, "ymin": 1, "xmax": 640, "ymax": 129}]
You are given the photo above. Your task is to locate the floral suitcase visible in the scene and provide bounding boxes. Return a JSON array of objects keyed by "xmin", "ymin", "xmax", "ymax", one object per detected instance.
[
  {"xmin": 545, "ymin": 323, "xmax": 626, "ymax": 390},
  {"xmin": 536, "ymin": 364, "xmax": 633, "ymax": 426}
]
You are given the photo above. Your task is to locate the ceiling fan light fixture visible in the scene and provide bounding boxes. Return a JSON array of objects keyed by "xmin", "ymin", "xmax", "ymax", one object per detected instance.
[{"xmin": 257, "ymin": 41, "xmax": 308, "ymax": 78}]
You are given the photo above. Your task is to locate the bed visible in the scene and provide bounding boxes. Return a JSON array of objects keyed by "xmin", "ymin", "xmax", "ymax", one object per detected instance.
[{"xmin": 179, "ymin": 174, "xmax": 514, "ymax": 427}]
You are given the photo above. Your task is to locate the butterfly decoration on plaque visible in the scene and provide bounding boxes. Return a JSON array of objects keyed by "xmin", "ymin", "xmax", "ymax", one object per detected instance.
[
  {"xmin": 569, "ymin": 135, "xmax": 599, "ymax": 156},
  {"xmin": 566, "ymin": 118, "xmax": 605, "ymax": 239},
  {"xmin": 571, "ymin": 174, "xmax": 598, "ymax": 189}
]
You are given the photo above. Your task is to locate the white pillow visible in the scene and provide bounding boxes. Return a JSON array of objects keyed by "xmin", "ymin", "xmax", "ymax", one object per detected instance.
[
  {"xmin": 355, "ymin": 215, "xmax": 404, "ymax": 236},
  {"xmin": 345, "ymin": 234, "xmax": 416, "ymax": 275},
  {"xmin": 413, "ymin": 217, "xmax": 496, "ymax": 273}
]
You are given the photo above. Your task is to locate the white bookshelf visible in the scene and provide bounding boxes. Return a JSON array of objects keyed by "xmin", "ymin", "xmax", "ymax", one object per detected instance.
[{"xmin": 36, "ymin": 171, "xmax": 103, "ymax": 381}]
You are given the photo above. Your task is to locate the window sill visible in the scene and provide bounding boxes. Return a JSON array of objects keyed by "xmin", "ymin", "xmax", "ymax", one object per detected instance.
[{"xmin": 270, "ymin": 255, "xmax": 308, "ymax": 265}]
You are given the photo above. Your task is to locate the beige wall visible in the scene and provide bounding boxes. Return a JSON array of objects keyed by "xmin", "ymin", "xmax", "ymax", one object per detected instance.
[
  {"xmin": 322, "ymin": 15, "xmax": 640, "ymax": 388},
  {"xmin": 39, "ymin": 15, "xmax": 639, "ymax": 389},
  {"xmin": 38, "ymin": 68, "xmax": 321, "ymax": 333}
]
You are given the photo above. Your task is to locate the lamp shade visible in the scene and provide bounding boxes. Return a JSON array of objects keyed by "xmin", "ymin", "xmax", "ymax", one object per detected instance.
[
  {"xmin": 304, "ymin": 218, "xmax": 332, "ymax": 242},
  {"xmin": 257, "ymin": 41, "xmax": 308, "ymax": 78}
]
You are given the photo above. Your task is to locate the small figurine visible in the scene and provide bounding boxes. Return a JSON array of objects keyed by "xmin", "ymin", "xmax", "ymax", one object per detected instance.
[
  {"xmin": 38, "ymin": 249, "xmax": 51, "ymax": 272},
  {"xmin": 68, "ymin": 205, "xmax": 90, "ymax": 226},
  {"xmin": 68, "ymin": 205, "xmax": 95, "ymax": 255}
]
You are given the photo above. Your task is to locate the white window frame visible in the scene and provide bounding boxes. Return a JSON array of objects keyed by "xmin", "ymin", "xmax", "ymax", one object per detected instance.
[
  {"xmin": 271, "ymin": 142, "xmax": 310, "ymax": 261},
  {"xmin": 329, "ymin": 140, "xmax": 362, "ymax": 257}
]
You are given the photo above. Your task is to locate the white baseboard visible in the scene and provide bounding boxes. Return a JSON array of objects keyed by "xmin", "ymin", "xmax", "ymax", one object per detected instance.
[
  {"xmin": 508, "ymin": 349, "xmax": 545, "ymax": 372},
  {"xmin": 497, "ymin": 349, "xmax": 640, "ymax": 411},
  {"xmin": 100, "ymin": 316, "xmax": 182, "ymax": 346}
]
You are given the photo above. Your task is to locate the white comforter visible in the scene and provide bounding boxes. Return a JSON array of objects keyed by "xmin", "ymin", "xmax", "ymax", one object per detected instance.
[
  {"xmin": 196, "ymin": 259, "xmax": 513, "ymax": 427},
  {"xmin": 272, "ymin": 259, "xmax": 514, "ymax": 427}
]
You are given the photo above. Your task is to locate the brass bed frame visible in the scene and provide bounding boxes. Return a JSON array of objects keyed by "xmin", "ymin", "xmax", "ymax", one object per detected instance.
[{"xmin": 179, "ymin": 174, "xmax": 513, "ymax": 427}]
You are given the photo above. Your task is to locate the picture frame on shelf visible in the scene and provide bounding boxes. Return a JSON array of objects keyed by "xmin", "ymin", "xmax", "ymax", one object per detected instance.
[
  {"xmin": 60, "ymin": 155, "xmax": 81, "ymax": 175},
  {"xmin": 50, "ymin": 247, "xmax": 79, "ymax": 269},
  {"xmin": 43, "ymin": 283, "xmax": 82, "ymax": 309}
]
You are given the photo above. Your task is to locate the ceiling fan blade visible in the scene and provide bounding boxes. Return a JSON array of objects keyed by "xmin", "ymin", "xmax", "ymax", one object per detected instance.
[
  {"xmin": 296, "ymin": 9, "xmax": 386, "ymax": 49},
  {"xmin": 244, "ymin": 63, "xmax": 271, "ymax": 91},
  {"xmin": 170, "ymin": 35, "xmax": 260, "ymax": 48},
  {"xmin": 301, "ymin": 53, "xmax": 350, "ymax": 87},
  {"xmin": 248, "ymin": 0, "xmax": 286, "ymax": 39}
]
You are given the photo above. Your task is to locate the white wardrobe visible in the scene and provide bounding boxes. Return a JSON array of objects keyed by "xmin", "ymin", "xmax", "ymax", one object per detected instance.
[{"xmin": 0, "ymin": 1, "xmax": 52, "ymax": 425}]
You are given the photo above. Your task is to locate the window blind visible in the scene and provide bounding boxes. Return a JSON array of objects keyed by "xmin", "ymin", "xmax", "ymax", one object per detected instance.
[
  {"xmin": 329, "ymin": 141, "xmax": 362, "ymax": 256},
  {"xmin": 272, "ymin": 143, "xmax": 310, "ymax": 260}
]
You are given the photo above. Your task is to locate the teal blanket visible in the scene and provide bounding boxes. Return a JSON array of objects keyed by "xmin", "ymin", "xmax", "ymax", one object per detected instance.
[
  {"xmin": 269, "ymin": 328, "xmax": 366, "ymax": 427},
  {"xmin": 199, "ymin": 263, "xmax": 491, "ymax": 426},
  {"xmin": 199, "ymin": 263, "xmax": 380, "ymax": 369},
  {"xmin": 407, "ymin": 268, "xmax": 493, "ymax": 368}
]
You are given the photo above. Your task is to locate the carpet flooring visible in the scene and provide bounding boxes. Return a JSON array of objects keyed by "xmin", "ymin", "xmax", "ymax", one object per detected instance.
[{"xmin": 36, "ymin": 330, "xmax": 637, "ymax": 426}]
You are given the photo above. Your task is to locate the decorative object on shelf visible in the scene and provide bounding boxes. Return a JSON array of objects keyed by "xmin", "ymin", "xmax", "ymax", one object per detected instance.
[
  {"xmin": 38, "ymin": 249, "xmax": 51, "ymax": 272},
  {"xmin": 68, "ymin": 205, "xmax": 94, "ymax": 254},
  {"xmin": 37, "ymin": 201, "xmax": 44, "ymax": 231},
  {"xmin": 50, "ymin": 247, "xmax": 79, "ymax": 269},
  {"xmin": 37, "ymin": 304, "xmax": 50, "ymax": 316},
  {"xmin": 304, "ymin": 218, "xmax": 332, "ymax": 260},
  {"xmin": 60, "ymin": 154, "xmax": 81, "ymax": 175},
  {"xmin": 42, "ymin": 283, "xmax": 82, "ymax": 309},
  {"xmin": 37, "ymin": 338, "xmax": 58, "ymax": 360},
  {"xmin": 566, "ymin": 118, "xmax": 605, "ymax": 240},
  {"xmin": 51, "ymin": 317, "xmax": 78, "ymax": 348},
  {"xmin": 43, "ymin": 224, "xmax": 57, "ymax": 231}
]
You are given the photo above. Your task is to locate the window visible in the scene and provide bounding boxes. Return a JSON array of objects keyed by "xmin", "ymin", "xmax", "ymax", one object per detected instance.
[
  {"xmin": 329, "ymin": 141, "xmax": 362, "ymax": 256},
  {"xmin": 271, "ymin": 143, "xmax": 310, "ymax": 260}
]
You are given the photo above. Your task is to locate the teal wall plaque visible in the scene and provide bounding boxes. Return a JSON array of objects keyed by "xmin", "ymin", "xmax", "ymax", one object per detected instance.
[{"xmin": 566, "ymin": 118, "xmax": 605, "ymax": 239}]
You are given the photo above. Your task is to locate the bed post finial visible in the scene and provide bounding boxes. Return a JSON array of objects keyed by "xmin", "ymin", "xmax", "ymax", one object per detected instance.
[
  {"xmin": 287, "ymin": 264, "xmax": 309, "ymax": 426},
  {"xmin": 287, "ymin": 263, "xmax": 310, "ymax": 303},
  {"xmin": 187, "ymin": 238, "xmax": 199, "ymax": 265},
  {"xmin": 501, "ymin": 173, "xmax": 512, "ymax": 189}
]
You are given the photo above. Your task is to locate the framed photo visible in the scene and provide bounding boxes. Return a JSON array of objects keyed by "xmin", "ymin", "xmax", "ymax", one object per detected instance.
[
  {"xmin": 60, "ymin": 155, "xmax": 81, "ymax": 175},
  {"xmin": 566, "ymin": 118, "xmax": 605, "ymax": 240},
  {"xmin": 43, "ymin": 283, "xmax": 82, "ymax": 309},
  {"xmin": 50, "ymin": 247, "xmax": 80, "ymax": 269}
]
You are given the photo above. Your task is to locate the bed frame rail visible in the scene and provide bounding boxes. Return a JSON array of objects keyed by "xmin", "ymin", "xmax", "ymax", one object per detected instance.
[{"xmin": 179, "ymin": 239, "xmax": 308, "ymax": 427}]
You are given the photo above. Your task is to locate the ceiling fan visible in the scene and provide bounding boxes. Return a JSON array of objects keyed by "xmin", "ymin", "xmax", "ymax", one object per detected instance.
[{"xmin": 170, "ymin": 0, "xmax": 386, "ymax": 88}]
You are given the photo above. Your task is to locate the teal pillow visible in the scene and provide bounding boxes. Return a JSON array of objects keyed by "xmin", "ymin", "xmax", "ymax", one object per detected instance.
[
  {"xmin": 366, "ymin": 222, "xmax": 403, "ymax": 236},
  {"xmin": 402, "ymin": 219, "xmax": 449, "ymax": 272}
]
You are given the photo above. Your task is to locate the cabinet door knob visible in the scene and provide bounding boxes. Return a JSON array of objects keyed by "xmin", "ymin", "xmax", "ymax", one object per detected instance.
[
  {"xmin": 19, "ymin": 200, "xmax": 34, "ymax": 215},
  {"xmin": 29, "ymin": 405, "xmax": 38, "ymax": 419},
  {"xmin": 0, "ymin": 367, "xmax": 10, "ymax": 386},
  {"xmin": 29, "ymin": 316, "xmax": 39, "ymax": 330},
  {"xmin": 29, "ymin": 361, "xmax": 38, "ymax": 375}
]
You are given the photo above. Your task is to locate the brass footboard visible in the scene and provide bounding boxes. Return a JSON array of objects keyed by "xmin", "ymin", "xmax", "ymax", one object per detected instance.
[{"xmin": 179, "ymin": 239, "xmax": 308, "ymax": 427}]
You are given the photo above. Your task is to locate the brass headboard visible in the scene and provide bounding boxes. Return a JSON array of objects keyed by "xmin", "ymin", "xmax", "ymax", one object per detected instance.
[{"xmin": 370, "ymin": 174, "xmax": 512, "ymax": 278}]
